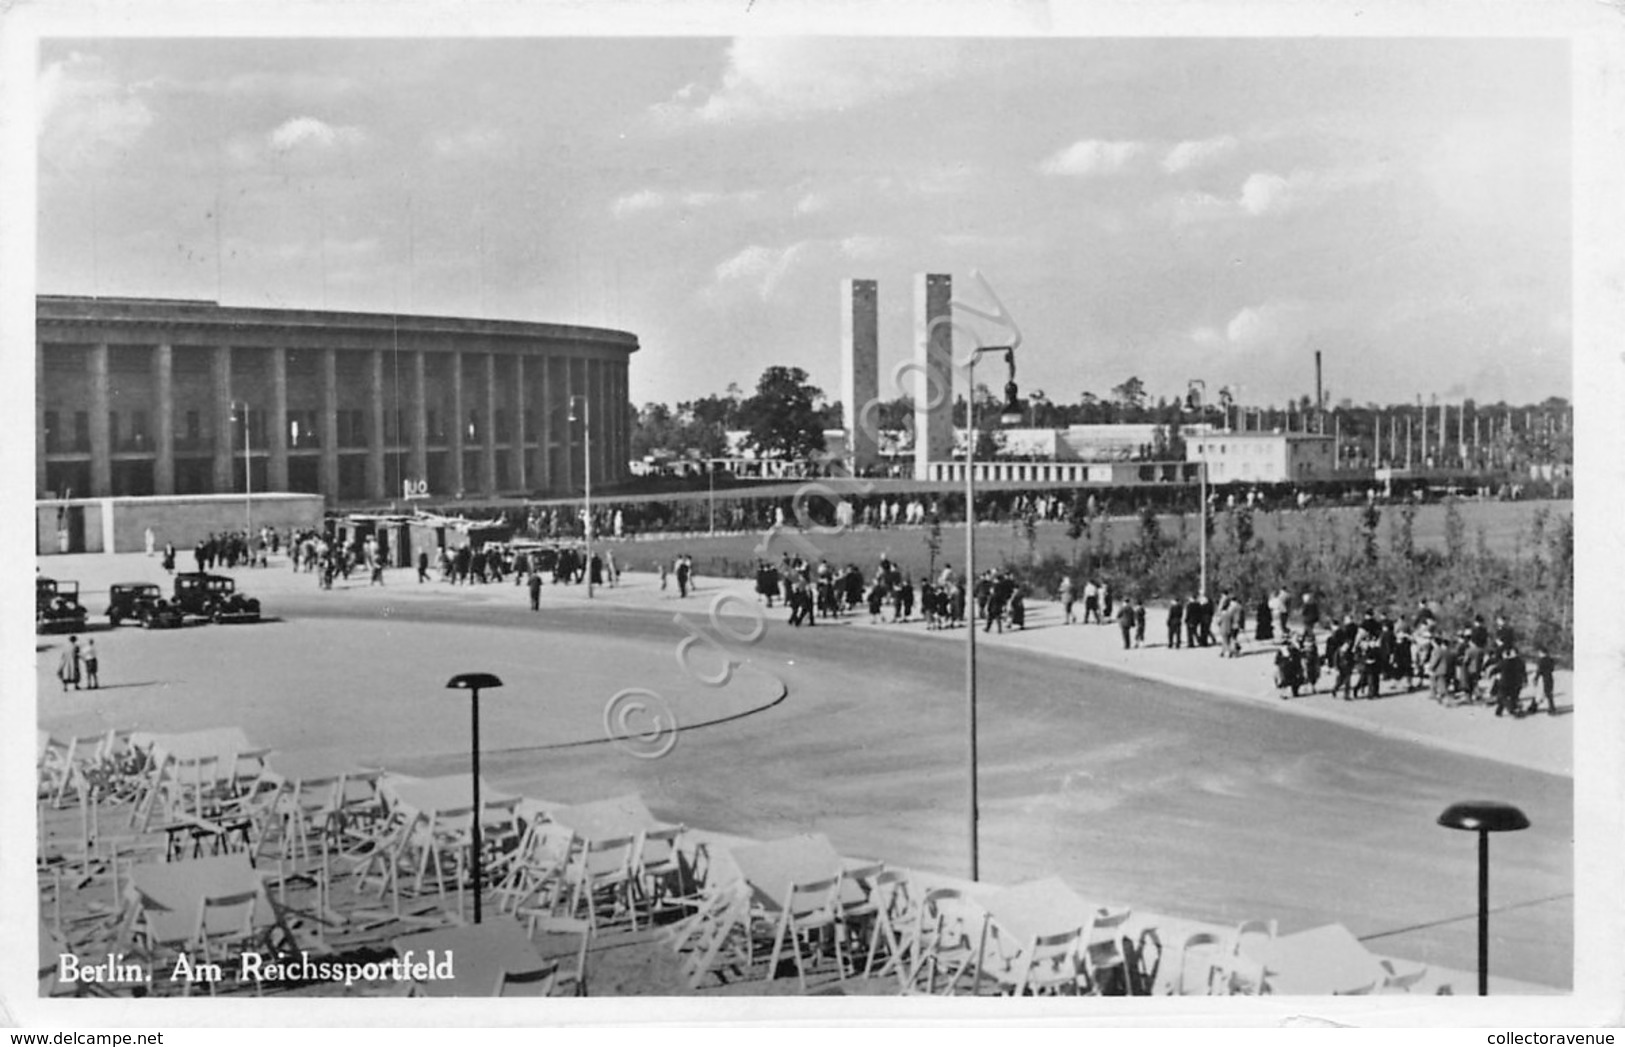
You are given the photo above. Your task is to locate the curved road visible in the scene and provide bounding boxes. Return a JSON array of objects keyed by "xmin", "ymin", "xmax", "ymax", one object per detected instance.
[{"xmin": 283, "ymin": 588, "xmax": 1572, "ymax": 989}]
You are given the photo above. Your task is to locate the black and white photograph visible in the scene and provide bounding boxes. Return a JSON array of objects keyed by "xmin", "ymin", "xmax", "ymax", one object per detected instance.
[{"xmin": 4, "ymin": 0, "xmax": 1622, "ymax": 1030}]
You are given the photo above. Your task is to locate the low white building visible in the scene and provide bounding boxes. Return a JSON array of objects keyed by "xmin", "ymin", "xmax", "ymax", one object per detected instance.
[{"xmin": 1186, "ymin": 431, "xmax": 1336, "ymax": 483}]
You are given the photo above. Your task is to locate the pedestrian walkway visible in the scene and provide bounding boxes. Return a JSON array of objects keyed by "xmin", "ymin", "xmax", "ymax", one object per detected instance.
[{"xmin": 38, "ymin": 552, "xmax": 1574, "ymax": 778}]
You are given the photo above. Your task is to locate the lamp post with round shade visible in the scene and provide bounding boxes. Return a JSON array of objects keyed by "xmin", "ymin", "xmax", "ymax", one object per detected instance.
[
  {"xmin": 446, "ymin": 672, "xmax": 503, "ymax": 923},
  {"xmin": 568, "ymin": 395, "xmax": 593, "ymax": 598},
  {"xmin": 1437, "ymin": 800, "xmax": 1531, "ymax": 995}
]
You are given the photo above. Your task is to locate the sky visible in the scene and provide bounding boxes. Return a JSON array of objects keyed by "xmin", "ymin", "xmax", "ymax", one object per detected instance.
[{"xmin": 35, "ymin": 35, "xmax": 1573, "ymax": 412}]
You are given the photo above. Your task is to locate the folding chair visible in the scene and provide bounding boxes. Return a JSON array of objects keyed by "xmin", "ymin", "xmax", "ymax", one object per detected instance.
[
  {"xmin": 1172, "ymin": 931, "xmax": 1231, "ymax": 995},
  {"xmin": 1379, "ymin": 957, "xmax": 1429, "ymax": 993},
  {"xmin": 1014, "ymin": 927, "xmax": 1087, "ymax": 996},
  {"xmin": 562, "ymin": 835, "xmax": 640, "ymax": 934},
  {"xmin": 494, "ymin": 820, "xmax": 572, "ymax": 916},
  {"xmin": 634, "ymin": 824, "xmax": 691, "ymax": 914},
  {"xmin": 862, "ymin": 870, "xmax": 919, "ymax": 985},
  {"xmin": 1082, "ymin": 906, "xmax": 1134, "ymax": 995},
  {"xmin": 527, "ymin": 914, "xmax": 592, "ymax": 996},
  {"xmin": 907, "ymin": 888, "xmax": 988, "ymax": 996},
  {"xmin": 833, "ymin": 861, "xmax": 885, "ymax": 976},
  {"xmin": 194, "ymin": 890, "xmax": 264, "ymax": 996},
  {"xmin": 765, "ymin": 875, "xmax": 844, "ymax": 993},
  {"xmin": 1227, "ymin": 918, "xmax": 1277, "ymax": 995},
  {"xmin": 493, "ymin": 960, "xmax": 560, "ymax": 997}
]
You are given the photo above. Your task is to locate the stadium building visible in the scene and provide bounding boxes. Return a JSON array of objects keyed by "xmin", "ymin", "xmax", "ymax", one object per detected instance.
[{"xmin": 35, "ymin": 295, "xmax": 638, "ymax": 506}]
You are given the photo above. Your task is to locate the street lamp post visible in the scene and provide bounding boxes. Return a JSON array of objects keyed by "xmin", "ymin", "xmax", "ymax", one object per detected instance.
[
  {"xmin": 446, "ymin": 672, "xmax": 504, "ymax": 924},
  {"xmin": 230, "ymin": 400, "xmax": 252, "ymax": 536},
  {"xmin": 963, "ymin": 345, "xmax": 1023, "ymax": 883},
  {"xmin": 1186, "ymin": 382, "xmax": 1210, "ymax": 600},
  {"xmin": 568, "ymin": 395, "xmax": 593, "ymax": 598},
  {"xmin": 1437, "ymin": 800, "xmax": 1531, "ymax": 995}
]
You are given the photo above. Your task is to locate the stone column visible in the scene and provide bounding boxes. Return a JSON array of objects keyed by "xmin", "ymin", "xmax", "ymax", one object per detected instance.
[
  {"xmin": 35, "ymin": 341, "xmax": 48, "ymax": 495},
  {"xmin": 482, "ymin": 352, "xmax": 498, "ymax": 495},
  {"xmin": 410, "ymin": 350, "xmax": 429, "ymax": 489},
  {"xmin": 268, "ymin": 347, "xmax": 289, "ymax": 492},
  {"xmin": 535, "ymin": 352, "xmax": 552, "ymax": 492},
  {"xmin": 513, "ymin": 354, "xmax": 528, "ymax": 493},
  {"xmin": 561, "ymin": 357, "xmax": 576, "ymax": 493},
  {"xmin": 88, "ymin": 344, "xmax": 113, "ymax": 496},
  {"xmin": 448, "ymin": 352, "xmax": 466, "ymax": 496},
  {"xmin": 913, "ymin": 273, "xmax": 954, "ymax": 480},
  {"xmin": 154, "ymin": 343, "xmax": 175, "ymax": 495},
  {"xmin": 842, "ymin": 278, "xmax": 880, "ymax": 475},
  {"xmin": 369, "ymin": 349, "xmax": 387, "ymax": 498},
  {"xmin": 212, "ymin": 345, "xmax": 233, "ymax": 492},
  {"xmin": 320, "ymin": 348, "xmax": 339, "ymax": 502}
]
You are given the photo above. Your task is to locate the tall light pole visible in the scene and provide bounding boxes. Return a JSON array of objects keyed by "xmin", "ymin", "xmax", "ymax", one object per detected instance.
[
  {"xmin": 230, "ymin": 400, "xmax": 252, "ymax": 536},
  {"xmin": 963, "ymin": 345, "xmax": 1023, "ymax": 883},
  {"xmin": 568, "ymin": 395, "xmax": 593, "ymax": 598},
  {"xmin": 445, "ymin": 673, "xmax": 503, "ymax": 924},
  {"xmin": 1437, "ymin": 801, "xmax": 1530, "ymax": 994},
  {"xmin": 1187, "ymin": 382, "xmax": 1210, "ymax": 600}
]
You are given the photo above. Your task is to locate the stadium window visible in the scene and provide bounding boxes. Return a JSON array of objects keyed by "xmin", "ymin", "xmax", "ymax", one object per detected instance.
[
  {"xmin": 74, "ymin": 411, "xmax": 89, "ymax": 452},
  {"xmin": 44, "ymin": 411, "xmax": 59, "ymax": 453},
  {"xmin": 186, "ymin": 410, "xmax": 201, "ymax": 444},
  {"xmin": 108, "ymin": 410, "xmax": 120, "ymax": 451}
]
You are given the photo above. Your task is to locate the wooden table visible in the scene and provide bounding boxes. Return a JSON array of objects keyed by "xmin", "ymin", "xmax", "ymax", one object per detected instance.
[
  {"xmin": 546, "ymin": 794, "xmax": 667, "ymax": 842},
  {"xmin": 1262, "ymin": 923, "xmax": 1387, "ymax": 995},
  {"xmin": 728, "ymin": 834, "xmax": 846, "ymax": 913},
  {"xmin": 391, "ymin": 918, "xmax": 551, "ymax": 996},
  {"xmin": 126, "ymin": 852, "xmax": 277, "ymax": 944}
]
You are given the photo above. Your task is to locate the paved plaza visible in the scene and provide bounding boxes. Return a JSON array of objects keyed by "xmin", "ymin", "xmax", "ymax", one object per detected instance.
[{"xmin": 34, "ymin": 548, "xmax": 1575, "ymax": 996}]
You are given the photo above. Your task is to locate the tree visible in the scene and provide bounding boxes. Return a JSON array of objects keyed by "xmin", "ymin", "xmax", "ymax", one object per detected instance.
[
  {"xmin": 737, "ymin": 365, "xmax": 828, "ymax": 461},
  {"xmin": 1111, "ymin": 376, "xmax": 1147, "ymax": 412}
]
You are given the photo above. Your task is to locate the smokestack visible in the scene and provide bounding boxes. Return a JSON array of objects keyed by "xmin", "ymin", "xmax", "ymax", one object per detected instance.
[{"xmin": 1314, "ymin": 350, "xmax": 1324, "ymax": 434}]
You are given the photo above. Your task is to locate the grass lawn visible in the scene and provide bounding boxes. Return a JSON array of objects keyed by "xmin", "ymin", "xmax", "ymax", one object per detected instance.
[{"xmin": 593, "ymin": 498, "xmax": 1571, "ymax": 583}]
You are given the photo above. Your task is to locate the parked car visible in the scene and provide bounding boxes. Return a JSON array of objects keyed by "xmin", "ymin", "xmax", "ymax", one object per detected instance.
[
  {"xmin": 171, "ymin": 572, "xmax": 262, "ymax": 624},
  {"xmin": 106, "ymin": 582, "xmax": 184, "ymax": 629},
  {"xmin": 37, "ymin": 577, "xmax": 88, "ymax": 633}
]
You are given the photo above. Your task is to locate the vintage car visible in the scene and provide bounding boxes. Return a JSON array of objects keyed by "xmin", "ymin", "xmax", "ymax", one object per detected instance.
[
  {"xmin": 36, "ymin": 577, "xmax": 89, "ymax": 633},
  {"xmin": 106, "ymin": 582, "xmax": 183, "ymax": 629},
  {"xmin": 172, "ymin": 572, "xmax": 262, "ymax": 624}
]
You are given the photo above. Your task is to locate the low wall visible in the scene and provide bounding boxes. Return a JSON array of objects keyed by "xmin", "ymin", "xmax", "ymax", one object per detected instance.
[{"xmin": 37, "ymin": 494, "xmax": 326, "ymax": 555}]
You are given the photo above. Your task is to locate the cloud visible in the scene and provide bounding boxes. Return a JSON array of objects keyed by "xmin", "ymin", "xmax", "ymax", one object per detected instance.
[
  {"xmin": 653, "ymin": 37, "xmax": 963, "ymax": 126},
  {"xmin": 1038, "ymin": 139, "xmax": 1146, "ymax": 177},
  {"xmin": 38, "ymin": 53, "xmax": 155, "ymax": 166},
  {"xmin": 270, "ymin": 116, "xmax": 361, "ymax": 152},
  {"xmin": 794, "ymin": 192, "xmax": 829, "ymax": 216},
  {"xmin": 610, "ymin": 188, "xmax": 763, "ymax": 220},
  {"xmin": 712, "ymin": 242, "xmax": 812, "ymax": 301},
  {"xmin": 430, "ymin": 126, "xmax": 505, "ymax": 158},
  {"xmin": 838, "ymin": 235, "xmax": 897, "ymax": 260},
  {"xmin": 611, "ymin": 189, "xmax": 666, "ymax": 219},
  {"xmin": 1240, "ymin": 164, "xmax": 1387, "ymax": 216},
  {"xmin": 1189, "ymin": 302, "xmax": 1313, "ymax": 349},
  {"xmin": 1162, "ymin": 135, "xmax": 1239, "ymax": 173}
]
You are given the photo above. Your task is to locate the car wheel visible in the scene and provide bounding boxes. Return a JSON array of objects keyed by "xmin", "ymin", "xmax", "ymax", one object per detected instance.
[{"xmin": 211, "ymin": 608, "xmax": 224, "ymax": 624}]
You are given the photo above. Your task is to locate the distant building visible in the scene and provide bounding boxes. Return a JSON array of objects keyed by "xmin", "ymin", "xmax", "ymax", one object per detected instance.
[
  {"xmin": 1187, "ymin": 431, "xmax": 1335, "ymax": 482},
  {"xmin": 37, "ymin": 295, "xmax": 638, "ymax": 506}
]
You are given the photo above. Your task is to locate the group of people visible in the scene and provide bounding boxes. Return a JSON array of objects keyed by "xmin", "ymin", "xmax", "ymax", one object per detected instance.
[
  {"xmin": 191, "ymin": 530, "xmax": 271, "ymax": 572},
  {"xmin": 1262, "ymin": 599, "xmax": 1557, "ymax": 716},
  {"xmin": 659, "ymin": 554, "xmax": 695, "ymax": 598},
  {"xmin": 53, "ymin": 635, "xmax": 100, "ymax": 692}
]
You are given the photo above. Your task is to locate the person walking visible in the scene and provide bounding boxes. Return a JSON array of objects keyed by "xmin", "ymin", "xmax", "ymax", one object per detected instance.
[
  {"xmin": 145, "ymin": 527, "xmax": 156, "ymax": 557},
  {"xmin": 1116, "ymin": 599, "xmax": 1135, "ymax": 650},
  {"xmin": 1134, "ymin": 597, "xmax": 1147, "ymax": 647},
  {"xmin": 1167, "ymin": 597, "xmax": 1184, "ymax": 649},
  {"xmin": 528, "ymin": 570, "xmax": 542, "ymax": 611},
  {"xmin": 83, "ymin": 639, "xmax": 100, "ymax": 689},
  {"xmin": 1082, "ymin": 579, "xmax": 1100, "ymax": 624},
  {"xmin": 417, "ymin": 549, "xmax": 430, "ymax": 583},
  {"xmin": 1534, "ymin": 646, "xmax": 1557, "ymax": 715},
  {"xmin": 1059, "ymin": 576, "xmax": 1076, "ymax": 624}
]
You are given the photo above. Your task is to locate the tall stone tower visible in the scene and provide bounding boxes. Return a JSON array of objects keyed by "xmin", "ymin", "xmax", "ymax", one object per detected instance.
[
  {"xmin": 840, "ymin": 279, "xmax": 879, "ymax": 476},
  {"xmin": 913, "ymin": 272, "xmax": 954, "ymax": 480}
]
